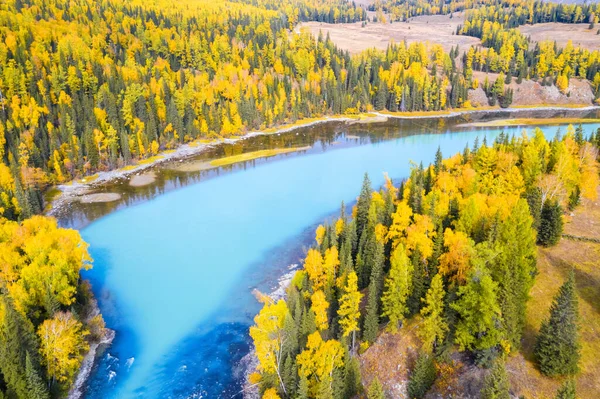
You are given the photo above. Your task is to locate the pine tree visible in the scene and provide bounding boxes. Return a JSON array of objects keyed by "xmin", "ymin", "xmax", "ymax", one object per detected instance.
[
  {"xmin": 343, "ymin": 356, "xmax": 362, "ymax": 398},
  {"xmin": 567, "ymin": 186, "xmax": 581, "ymax": 211},
  {"xmin": 407, "ymin": 352, "xmax": 436, "ymax": 399},
  {"xmin": 297, "ymin": 375, "xmax": 310, "ymax": 399},
  {"xmin": 554, "ymin": 379, "xmax": 576, "ymax": 399},
  {"xmin": 534, "ymin": 271, "xmax": 580, "ymax": 376},
  {"xmin": 481, "ymin": 361, "xmax": 510, "ymax": 399},
  {"xmin": 451, "ymin": 269, "xmax": 503, "ymax": 352},
  {"xmin": 538, "ymin": 200, "xmax": 563, "ymax": 246},
  {"xmin": 408, "ymin": 247, "xmax": 426, "ymax": 315},
  {"xmin": 363, "ymin": 241, "xmax": 384, "ymax": 343},
  {"xmin": 495, "ymin": 199, "xmax": 537, "ymax": 349},
  {"xmin": 434, "ymin": 146, "xmax": 443, "ymax": 175},
  {"xmin": 0, "ymin": 297, "xmax": 43, "ymax": 399},
  {"xmin": 282, "ymin": 355, "xmax": 297, "ymax": 398},
  {"xmin": 363, "ymin": 283, "xmax": 381, "ymax": 345},
  {"xmin": 418, "ymin": 274, "xmax": 448, "ymax": 353},
  {"xmin": 525, "ymin": 187, "xmax": 542, "ymax": 231},
  {"xmin": 381, "ymin": 244, "xmax": 412, "ymax": 332},
  {"xmin": 25, "ymin": 353, "xmax": 50, "ymax": 399},
  {"xmin": 356, "ymin": 173, "xmax": 373, "ymax": 243},
  {"xmin": 367, "ymin": 377, "xmax": 385, "ymax": 399}
]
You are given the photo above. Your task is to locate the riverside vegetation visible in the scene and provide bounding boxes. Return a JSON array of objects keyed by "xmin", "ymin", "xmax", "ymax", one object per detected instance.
[
  {"xmin": 249, "ymin": 124, "xmax": 600, "ymax": 399},
  {"xmin": 1, "ymin": 0, "xmax": 600, "ymax": 398}
]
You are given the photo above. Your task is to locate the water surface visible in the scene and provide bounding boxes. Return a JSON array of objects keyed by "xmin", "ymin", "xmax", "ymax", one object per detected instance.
[{"xmin": 72, "ymin": 110, "xmax": 600, "ymax": 398}]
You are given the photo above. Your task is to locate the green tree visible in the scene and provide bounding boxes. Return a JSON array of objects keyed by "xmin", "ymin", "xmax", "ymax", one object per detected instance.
[
  {"xmin": 495, "ymin": 199, "xmax": 537, "ymax": 349},
  {"xmin": 538, "ymin": 200, "xmax": 563, "ymax": 246},
  {"xmin": 381, "ymin": 244, "xmax": 412, "ymax": 332},
  {"xmin": 451, "ymin": 269, "xmax": 503, "ymax": 352},
  {"xmin": 0, "ymin": 297, "xmax": 44, "ymax": 399},
  {"xmin": 418, "ymin": 274, "xmax": 448, "ymax": 353},
  {"xmin": 356, "ymin": 173, "xmax": 373, "ymax": 243},
  {"xmin": 363, "ymin": 241, "xmax": 385, "ymax": 344},
  {"xmin": 367, "ymin": 377, "xmax": 385, "ymax": 399},
  {"xmin": 481, "ymin": 361, "xmax": 510, "ymax": 399},
  {"xmin": 554, "ymin": 379, "xmax": 576, "ymax": 399},
  {"xmin": 25, "ymin": 353, "xmax": 50, "ymax": 399},
  {"xmin": 534, "ymin": 271, "xmax": 580, "ymax": 376},
  {"xmin": 343, "ymin": 355, "xmax": 362, "ymax": 398},
  {"xmin": 407, "ymin": 352, "xmax": 436, "ymax": 399}
]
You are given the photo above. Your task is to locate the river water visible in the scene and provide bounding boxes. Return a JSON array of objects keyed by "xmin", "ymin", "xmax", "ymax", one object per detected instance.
[{"xmin": 54, "ymin": 110, "xmax": 600, "ymax": 398}]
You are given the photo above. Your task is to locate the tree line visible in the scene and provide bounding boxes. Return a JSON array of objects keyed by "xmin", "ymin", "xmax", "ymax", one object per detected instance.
[{"xmin": 249, "ymin": 124, "xmax": 599, "ymax": 399}]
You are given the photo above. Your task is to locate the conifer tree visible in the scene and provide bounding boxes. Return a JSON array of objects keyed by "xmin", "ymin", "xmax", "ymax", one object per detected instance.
[
  {"xmin": 418, "ymin": 274, "xmax": 448, "ymax": 353},
  {"xmin": 367, "ymin": 377, "xmax": 385, "ymax": 399},
  {"xmin": 407, "ymin": 352, "xmax": 436, "ymax": 399},
  {"xmin": 0, "ymin": 297, "xmax": 44, "ymax": 399},
  {"xmin": 554, "ymin": 379, "xmax": 576, "ymax": 399},
  {"xmin": 434, "ymin": 146, "xmax": 443, "ymax": 175},
  {"xmin": 363, "ymin": 242, "xmax": 385, "ymax": 343},
  {"xmin": 381, "ymin": 244, "xmax": 412, "ymax": 332},
  {"xmin": 534, "ymin": 271, "xmax": 580, "ymax": 376},
  {"xmin": 356, "ymin": 173, "xmax": 373, "ymax": 243},
  {"xmin": 495, "ymin": 199, "xmax": 537, "ymax": 349},
  {"xmin": 344, "ymin": 356, "xmax": 362, "ymax": 398},
  {"xmin": 538, "ymin": 200, "xmax": 563, "ymax": 246},
  {"xmin": 408, "ymin": 247, "xmax": 426, "ymax": 315},
  {"xmin": 297, "ymin": 375, "xmax": 310, "ymax": 399},
  {"xmin": 25, "ymin": 353, "xmax": 50, "ymax": 399},
  {"xmin": 451, "ymin": 269, "xmax": 503, "ymax": 352},
  {"xmin": 481, "ymin": 361, "xmax": 510, "ymax": 399}
]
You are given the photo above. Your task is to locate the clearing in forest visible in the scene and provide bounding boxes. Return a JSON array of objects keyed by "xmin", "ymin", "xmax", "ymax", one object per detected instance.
[{"xmin": 298, "ymin": 14, "xmax": 481, "ymax": 54}]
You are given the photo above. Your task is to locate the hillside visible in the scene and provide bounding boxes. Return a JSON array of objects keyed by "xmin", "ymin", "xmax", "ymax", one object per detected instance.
[{"xmin": 359, "ymin": 188, "xmax": 600, "ymax": 398}]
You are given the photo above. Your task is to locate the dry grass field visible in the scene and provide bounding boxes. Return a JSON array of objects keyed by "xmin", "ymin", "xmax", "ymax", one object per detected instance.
[
  {"xmin": 298, "ymin": 14, "xmax": 481, "ymax": 54},
  {"xmin": 508, "ymin": 186, "xmax": 600, "ymax": 399},
  {"xmin": 519, "ymin": 23, "xmax": 600, "ymax": 52}
]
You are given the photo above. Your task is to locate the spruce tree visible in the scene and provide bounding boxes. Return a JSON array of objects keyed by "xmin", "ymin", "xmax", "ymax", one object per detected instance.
[
  {"xmin": 434, "ymin": 146, "xmax": 443, "ymax": 175},
  {"xmin": 535, "ymin": 271, "xmax": 580, "ymax": 376},
  {"xmin": 297, "ymin": 375, "xmax": 310, "ymax": 399},
  {"xmin": 356, "ymin": 173, "xmax": 373, "ymax": 243},
  {"xmin": 408, "ymin": 247, "xmax": 426, "ymax": 316},
  {"xmin": 381, "ymin": 244, "xmax": 412, "ymax": 332},
  {"xmin": 25, "ymin": 353, "xmax": 50, "ymax": 399},
  {"xmin": 407, "ymin": 352, "xmax": 436, "ymax": 399},
  {"xmin": 567, "ymin": 186, "xmax": 580, "ymax": 211},
  {"xmin": 554, "ymin": 379, "xmax": 576, "ymax": 399},
  {"xmin": 538, "ymin": 200, "xmax": 563, "ymax": 247},
  {"xmin": 367, "ymin": 377, "xmax": 385, "ymax": 399},
  {"xmin": 0, "ymin": 297, "xmax": 44, "ymax": 399},
  {"xmin": 344, "ymin": 356, "xmax": 362, "ymax": 398},
  {"xmin": 363, "ymin": 241, "xmax": 384, "ymax": 343},
  {"xmin": 525, "ymin": 187, "xmax": 542, "ymax": 231},
  {"xmin": 481, "ymin": 361, "xmax": 510, "ymax": 399},
  {"xmin": 418, "ymin": 274, "xmax": 448, "ymax": 354}
]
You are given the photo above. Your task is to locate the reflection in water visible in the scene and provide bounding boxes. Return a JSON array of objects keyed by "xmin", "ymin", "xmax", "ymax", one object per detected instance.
[{"xmin": 56, "ymin": 108, "xmax": 599, "ymax": 230}]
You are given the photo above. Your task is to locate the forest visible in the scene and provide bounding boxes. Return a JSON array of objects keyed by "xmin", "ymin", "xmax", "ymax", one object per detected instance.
[
  {"xmin": 249, "ymin": 124, "xmax": 600, "ymax": 399},
  {"xmin": 0, "ymin": 0, "xmax": 600, "ymax": 398},
  {"xmin": 0, "ymin": 0, "xmax": 599, "ymax": 222}
]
